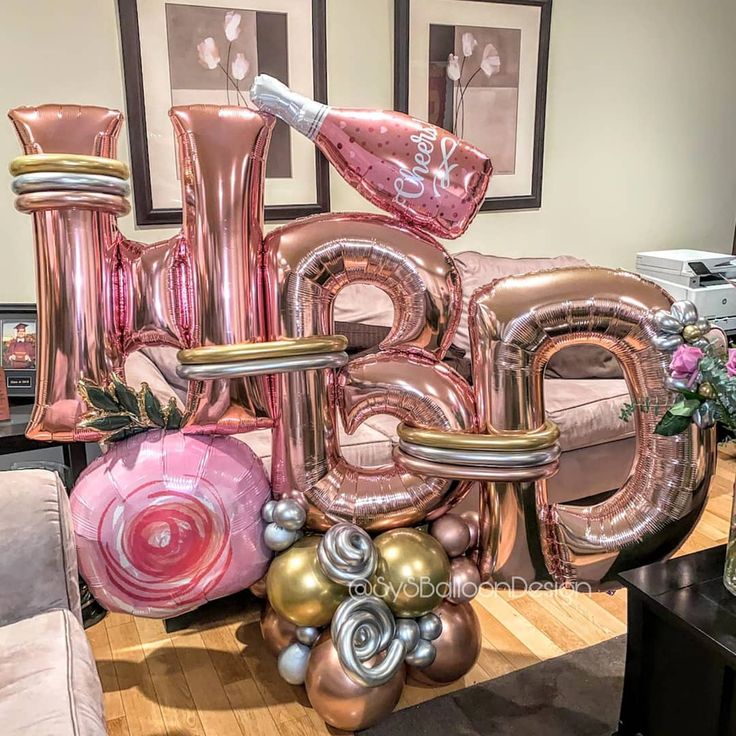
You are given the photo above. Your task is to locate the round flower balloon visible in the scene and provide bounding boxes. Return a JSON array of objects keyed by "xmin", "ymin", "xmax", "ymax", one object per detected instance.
[{"xmin": 71, "ymin": 431, "xmax": 272, "ymax": 617}]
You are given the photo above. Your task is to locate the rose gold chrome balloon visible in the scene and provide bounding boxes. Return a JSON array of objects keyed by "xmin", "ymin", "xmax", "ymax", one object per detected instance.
[
  {"xmin": 470, "ymin": 267, "xmax": 716, "ymax": 587},
  {"xmin": 447, "ymin": 556, "xmax": 482, "ymax": 604},
  {"xmin": 408, "ymin": 601, "xmax": 481, "ymax": 684},
  {"xmin": 9, "ymin": 103, "xmax": 276, "ymax": 440},
  {"xmin": 263, "ymin": 215, "xmax": 470, "ymax": 530},
  {"xmin": 305, "ymin": 634, "xmax": 405, "ymax": 731},
  {"xmin": 260, "ymin": 603, "xmax": 298, "ymax": 657}
]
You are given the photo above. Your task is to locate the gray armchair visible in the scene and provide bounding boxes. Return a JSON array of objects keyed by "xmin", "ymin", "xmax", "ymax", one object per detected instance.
[{"xmin": 0, "ymin": 469, "xmax": 106, "ymax": 735}]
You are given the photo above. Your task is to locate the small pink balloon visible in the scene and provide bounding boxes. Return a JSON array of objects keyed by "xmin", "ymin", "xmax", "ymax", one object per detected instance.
[
  {"xmin": 448, "ymin": 557, "xmax": 481, "ymax": 604},
  {"xmin": 430, "ymin": 513, "xmax": 472, "ymax": 558},
  {"xmin": 71, "ymin": 430, "xmax": 272, "ymax": 618}
]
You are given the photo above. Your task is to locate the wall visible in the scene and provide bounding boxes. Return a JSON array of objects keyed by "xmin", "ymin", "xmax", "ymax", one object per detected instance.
[{"xmin": 1, "ymin": 0, "xmax": 735, "ymax": 302}]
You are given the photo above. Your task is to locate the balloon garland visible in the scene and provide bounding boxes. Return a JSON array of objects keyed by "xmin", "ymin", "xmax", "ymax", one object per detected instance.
[{"xmin": 8, "ymin": 73, "xmax": 717, "ymax": 730}]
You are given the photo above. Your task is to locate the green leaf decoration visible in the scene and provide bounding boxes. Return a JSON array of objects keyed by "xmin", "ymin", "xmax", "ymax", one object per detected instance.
[
  {"xmin": 654, "ymin": 410, "xmax": 692, "ymax": 436},
  {"xmin": 111, "ymin": 374, "xmax": 140, "ymax": 417},
  {"xmin": 81, "ymin": 383, "xmax": 120, "ymax": 413},
  {"xmin": 108, "ymin": 425, "xmax": 150, "ymax": 442},
  {"xmin": 79, "ymin": 414, "xmax": 132, "ymax": 432},
  {"xmin": 165, "ymin": 399, "xmax": 183, "ymax": 429},
  {"xmin": 669, "ymin": 398, "xmax": 701, "ymax": 417},
  {"xmin": 141, "ymin": 383, "xmax": 166, "ymax": 428}
]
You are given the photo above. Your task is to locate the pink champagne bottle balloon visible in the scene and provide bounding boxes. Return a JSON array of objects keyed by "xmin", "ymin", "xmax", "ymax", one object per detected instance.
[{"xmin": 250, "ymin": 75, "xmax": 492, "ymax": 239}]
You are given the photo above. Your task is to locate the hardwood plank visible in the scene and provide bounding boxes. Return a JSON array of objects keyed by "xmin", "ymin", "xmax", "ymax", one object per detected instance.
[
  {"xmin": 106, "ymin": 622, "xmax": 168, "ymax": 736},
  {"xmin": 106, "ymin": 716, "xmax": 131, "ymax": 736},
  {"xmin": 86, "ymin": 621, "xmax": 126, "ymax": 722},
  {"xmin": 472, "ymin": 600, "xmax": 540, "ymax": 670},
  {"xmin": 170, "ymin": 631, "xmax": 246, "ymax": 736},
  {"xmin": 506, "ymin": 592, "xmax": 590, "ymax": 651}
]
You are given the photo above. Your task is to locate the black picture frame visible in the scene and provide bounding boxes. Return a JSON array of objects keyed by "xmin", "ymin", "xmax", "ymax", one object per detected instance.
[
  {"xmin": 117, "ymin": 0, "xmax": 330, "ymax": 226},
  {"xmin": 0, "ymin": 304, "xmax": 37, "ymax": 399},
  {"xmin": 394, "ymin": 0, "xmax": 552, "ymax": 211}
]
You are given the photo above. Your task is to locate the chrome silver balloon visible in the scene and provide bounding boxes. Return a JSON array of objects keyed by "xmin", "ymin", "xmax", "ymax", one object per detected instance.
[
  {"xmin": 176, "ymin": 351, "xmax": 349, "ymax": 379},
  {"xmin": 671, "ymin": 300, "xmax": 698, "ymax": 326},
  {"xmin": 398, "ymin": 440, "xmax": 561, "ymax": 468},
  {"xmin": 666, "ymin": 376, "xmax": 695, "ymax": 392},
  {"xmin": 693, "ymin": 401, "xmax": 717, "ymax": 429},
  {"xmin": 653, "ymin": 333, "xmax": 684, "ymax": 352},
  {"xmin": 331, "ymin": 596, "xmax": 406, "ymax": 687},
  {"xmin": 417, "ymin": 612, "xmax": 442, "ymax": 641},
  {"xmin": 653, "ymin": 309, "xmax": 683, "ymax": 334},
  {"xmin": 277, "ymin": 642, "xmax": 311, "ymax": 685},
  {"xmin": 404, "ymin": 639, "xmax": 436, "ymax": 668},
  {"xmin": 273, "ymin": 498, "xmax": 306, "ymax": 531},
  {"xmin": 395, "ymin": 618, "xmax": 420, "ymax": 653},
  {"xmin": 695, "ymin": 317, "xmax": 711, "ymax": 334},
  {"xmin": 317, "ymin": 522, "xmax": 378, "ymax": 586},
  {"xmin": 12, "ymin": 171, "xmax": 131, "ymax": 196},
  {"xmin": 295, "ymin": 626, "xmax": 320, "ymax": 646},
  {"xmin": 263, "ymin": 523, "xmax": 300, "ymax": 551},
  {"xmin": 261, "ymin": 499, "xmax": 277, "ymax": 523}
]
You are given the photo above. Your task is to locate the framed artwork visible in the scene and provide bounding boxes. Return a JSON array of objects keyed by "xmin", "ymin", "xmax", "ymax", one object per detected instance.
[
  {"xmin": 394, "ymin": 0, "xmax": 552, "ymax": 211},
  {"xmin": 0, "ymin": 305, "xmax": 37, "ymax": 398},
  {"xmin": 117, "ymin": 0, "xmax": 329, "ymax": 226}
]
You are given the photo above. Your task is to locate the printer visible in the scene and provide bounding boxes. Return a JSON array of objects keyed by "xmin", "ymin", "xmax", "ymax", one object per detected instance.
[{"xmin": 636, "ymin": 249, "xmax": 736, "ymax": 335}]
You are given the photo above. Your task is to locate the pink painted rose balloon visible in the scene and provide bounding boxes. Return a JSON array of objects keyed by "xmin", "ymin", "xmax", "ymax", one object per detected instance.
[{"xmin": 71, "ymin": 430, "xmax": 272, "ymax": 617}]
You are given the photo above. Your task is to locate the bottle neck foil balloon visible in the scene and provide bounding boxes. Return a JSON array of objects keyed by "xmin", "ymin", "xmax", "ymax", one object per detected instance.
[{"xmin": 250, "ymin": 74, "xmax": 493, "ymax": 240}]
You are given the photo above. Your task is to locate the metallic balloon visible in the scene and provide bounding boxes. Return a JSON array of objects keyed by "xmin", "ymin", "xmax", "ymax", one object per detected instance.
[
  {"xmin": 395, "ymin": 618, "xmax": 420, "ymax": 652},
  {"xmin": 469, "ymin": 267, "xmax": 716, "ymax": 587},
  {"xmin": 296, "ymin": 626, "xmax": 320, "ymax": 646},
  {"xmin": 305, "ymin": 634, "xmax": 405, "ymax": 732},
  {"xmin": 261, "ymin": 500, "xmax": 277, "ymax": 523},
  {"xmin": 250, "ymin": 575, "xmax": 268, "ymax": 598},
  {"xmin": 263, "ymin": 213, "xmax": 475, "ymax": 531},
  {"xmin": 317, "ymin": 522, "xmax": 377, "ymax": 586},
  {"xmin": 278, "ymin": 641, "xmax": 312, "ymax": 685},
  {"xmin": 331, "ymin": 596, "xmax": 406, "ymax": 687},
  {"xmin": 404, "ymin": 639, "xmax": 436, "ymax": 668},
  {"xmin": 263, "ymin": 523, "xmax": 300, "ymax": 552},
  {"xmin": 250, "ymin": 75, "xmax": 493, "ymax": 240},
  {"xmin": 260, "ymin": 603, "xmax": 298, "ymax": 657},
  {"xmin": 417, "ymin": 612, "xmax": 443, "ymax": 642},
  {"xmin": 460, "ymin": 511, "xmax": 480, "ymax": 551},
  {"xmin": 175, "ymin": 351, "xmax": 348, "ymax": 380},
  {"xmin": 266, "ymin": 536, "xmax": 347, "ymax": 627},
  {"xmin": 408, "ymin": 601, "xmax": 481, "ymax": 685},
  {"xmin": 178, "ymin": 335, "xmax": 348, "ymax": 364},
  {"xmin": 373, "ymin": 528, "xmax": 451, "ymax": 617},
  {"xmin": 273, "ymin": 499, "xmax": 307, "ymax": 531},
  {"xmin": 10, "ymin": 152, "xmax": 129, "ymax": 178},
  {"xmin": 447, "ymin": 557, "xmax": 482, "ymax": 604},
  {"xmin": 429, "ymin": 514, "xmax": 472, "ymax": 558},
  {"xmin": 8, "ymin": 103, "xmax": 277, "ymax": 441},
  {"xmin": 399, "ymin": 440, "xmax": 561, "ymax": 467},
  {"xmin": 12, "ymin": 171, "xmax": 130, "ymax": 195}
]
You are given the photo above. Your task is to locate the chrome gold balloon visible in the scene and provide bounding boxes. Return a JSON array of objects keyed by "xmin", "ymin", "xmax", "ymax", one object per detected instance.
[
  {"xmin": 373, "ymin": 528, "xmax": 450, "ymax": 617},
  {"xmin": 10, "ymin": 153, "xmax": 129, "ymax": 178},
  {"xmin": 266, "ymin": 536, "xmax": 347, "ymax": 627},
  {"xmin": 177, "ymin": 335, "xmax": 348, "ymax": 364}
]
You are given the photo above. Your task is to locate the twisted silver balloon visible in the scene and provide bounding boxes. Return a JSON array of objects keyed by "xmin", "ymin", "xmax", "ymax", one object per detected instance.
[
  {"xmin": 331, "ymin": 596, "xmax": 406, "ymax": 687},
  {"xmin": 317, "ymin": 522, "xmax": 378, "ymax": 586}
]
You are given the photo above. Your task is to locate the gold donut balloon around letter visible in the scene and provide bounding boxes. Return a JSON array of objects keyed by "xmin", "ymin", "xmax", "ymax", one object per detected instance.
[
  {"xmin": 266, "ymin": 536, "xmax": 347, "ymax": 627},
  {"xmin": 373, "ymin": 528, "xmax": 451, "ymax": 617}
]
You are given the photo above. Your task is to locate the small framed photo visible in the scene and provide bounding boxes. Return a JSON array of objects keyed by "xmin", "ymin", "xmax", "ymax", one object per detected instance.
[
  {"xmin": 117, "ymin": 0, "xmax": 329, "ymax": 226},
  {"xmin": 0, "ymin": 305, "xmax": 37, "ymax": 398},
  {"xmin": 395, "ymin": 0, "xmax": 552, "ymax": 211}
]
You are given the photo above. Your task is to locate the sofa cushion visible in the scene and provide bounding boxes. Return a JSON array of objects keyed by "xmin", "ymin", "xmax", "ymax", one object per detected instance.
[
  {"xmin": 544, "ymin": 378, "xmax": 634, "ymax": 452},
  {"xmin": 0, "ymin": 609, "xmax": 106, "ymax": 736},
  {"xmin": 0, "ymin": 469, "xmax": 81, "ymax": 626}
]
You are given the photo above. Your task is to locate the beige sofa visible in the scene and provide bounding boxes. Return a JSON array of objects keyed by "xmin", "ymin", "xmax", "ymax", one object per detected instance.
[
  {"xmin": 126, "ymin": 252, "xmax": 635, "ymax": 505},
  {"xmin": 0, "ymin": 469, "xmax": 106, "ymax": 736}
]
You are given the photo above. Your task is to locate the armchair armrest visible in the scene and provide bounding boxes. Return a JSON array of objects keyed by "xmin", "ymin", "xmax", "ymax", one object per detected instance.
[{"xmin": 0, "ymin": 469, "xmax": 81, "ymax": 626}]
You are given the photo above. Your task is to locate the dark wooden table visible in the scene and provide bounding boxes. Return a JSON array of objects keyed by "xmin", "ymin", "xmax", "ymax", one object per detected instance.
[
  {"xmin": 0, "ymin": 402, "xmax": 106, "ymax": 627},
  {"xmin": 618, "ymin": 544, "xmax": 736, "ymax": 736}
]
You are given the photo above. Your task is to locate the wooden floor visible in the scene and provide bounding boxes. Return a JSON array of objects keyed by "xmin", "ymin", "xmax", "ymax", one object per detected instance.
[{"xmin": 87, "ymin": 453, "xmax": 736, "ymax": 736}]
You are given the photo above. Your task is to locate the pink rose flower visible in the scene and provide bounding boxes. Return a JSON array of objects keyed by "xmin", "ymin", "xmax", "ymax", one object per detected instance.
[
  {"xmin": 727, "ymin": 349, "xmax": 736, "ymax": 377},
  {"xmin": 669, "ymin": 344, "xmax": 703, "ymax": 387}
]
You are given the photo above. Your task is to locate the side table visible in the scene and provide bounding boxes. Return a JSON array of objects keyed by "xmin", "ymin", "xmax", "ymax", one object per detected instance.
[{"xmin": 618, "ymin": 544, "xmax": 736, "ymax": 735}]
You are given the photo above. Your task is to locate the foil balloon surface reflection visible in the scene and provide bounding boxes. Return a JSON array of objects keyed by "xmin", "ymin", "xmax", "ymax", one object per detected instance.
[
  {"xmin": 70, "ymin": 431, "xmax": 272, "ymax": 617},
  {"xmin": 8, "ymin": 103, "xmax": 274, "ymax": 441}
]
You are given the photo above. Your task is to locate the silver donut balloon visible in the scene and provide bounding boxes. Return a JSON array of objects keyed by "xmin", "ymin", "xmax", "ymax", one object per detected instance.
[
  {"xmin": 176, "ymin": 351, "xmax": 348, "ymax": 379},
  {"xmin": 12, "ymin": 171, "xmax": 131, "ymax": 196},
  {"xmin": 317, "ymin": 522, "xmax": 378, "ymax": 586},
  {"xmin": 331, "ymin": 596, "xmax": 406, "ymax": 687}
]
